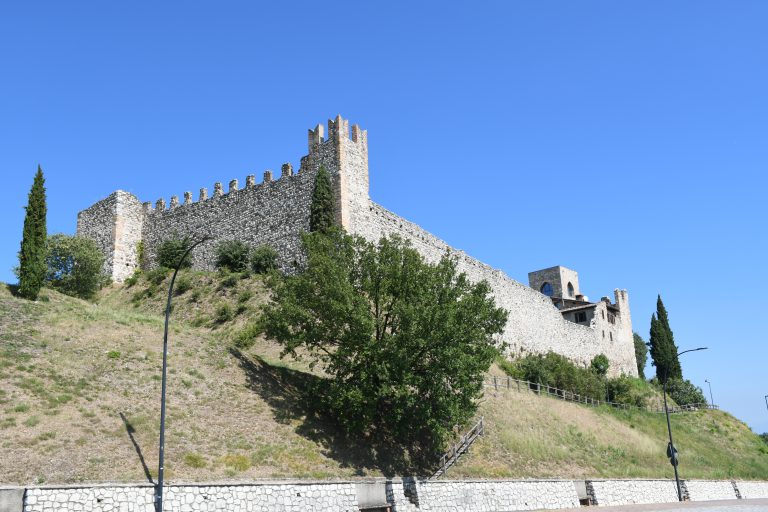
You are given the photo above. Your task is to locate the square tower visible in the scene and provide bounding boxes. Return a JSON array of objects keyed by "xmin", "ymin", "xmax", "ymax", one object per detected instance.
[{"xmin": 528, "ymin": 265, "xmax": 581, "ymax": 299}]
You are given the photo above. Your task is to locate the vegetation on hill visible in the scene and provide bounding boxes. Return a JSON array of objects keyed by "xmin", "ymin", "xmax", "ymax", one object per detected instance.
[{"xmin": 1, "ymin": 266, "xmax": 766, "ymax": 484}]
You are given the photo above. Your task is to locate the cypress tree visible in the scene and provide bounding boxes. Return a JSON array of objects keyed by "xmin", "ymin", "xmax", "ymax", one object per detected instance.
[
  {"xmin": 310, "ymin": 166, "xmax": 335, "ymax": 233},
  {"xmin": 633, "ymin": 332, "xmax": 648, "ymax": 380},
  {"xmin": 17, "ymin": 166, "xmax": 48, "ymax": 300},
  {"xmin": 648, "ymin": 296, "xmax": 682, "ymax": 382}
]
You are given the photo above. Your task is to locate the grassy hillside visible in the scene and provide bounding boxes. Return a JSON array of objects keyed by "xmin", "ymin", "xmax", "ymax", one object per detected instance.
[{"xmin": 1, "ymin": 271, "xmax": 767, "ymax": 485}]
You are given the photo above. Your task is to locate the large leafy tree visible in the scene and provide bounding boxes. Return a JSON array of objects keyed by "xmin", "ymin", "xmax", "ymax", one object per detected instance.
[
  {"xmin": 46, "ymin": 234, "xmax": 105, "ymax": 299},
  {"xmin": 633, "ymin": 332, "xmax": 648, "ymax": 379},
  {"xmin": 649, "ymin": 295, "xmax": 681, "ymax": 381},
  {"xmin": 261, "ymin": 230, "xmax": 507, "ymax": 455},
  {"xmin": 17, "ymin": 166, "xmax": 48, "ymax": 300},
  {"xmin": 309, "ymin": 166, "xmax": 335, "ymax": 233}
]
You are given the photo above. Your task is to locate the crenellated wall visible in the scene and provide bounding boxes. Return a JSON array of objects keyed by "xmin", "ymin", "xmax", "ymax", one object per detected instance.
[{"xmin": 76, "ymin": 115, "xmax": 637, "ymax": 376}]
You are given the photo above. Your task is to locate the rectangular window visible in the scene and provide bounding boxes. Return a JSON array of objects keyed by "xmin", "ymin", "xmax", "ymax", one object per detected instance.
[{"xmin": 575, "ymin": 311, "xmax": 587, "ymax": 323}]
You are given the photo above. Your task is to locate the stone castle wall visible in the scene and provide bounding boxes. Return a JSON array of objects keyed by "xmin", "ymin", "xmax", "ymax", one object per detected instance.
[
  {"xmin": 76, "ymin": 115, "xmax": 637, "ymax": 376},
  {"xmin": 350, "ymin": 202, "xmax": 637, "ymax": 376}
]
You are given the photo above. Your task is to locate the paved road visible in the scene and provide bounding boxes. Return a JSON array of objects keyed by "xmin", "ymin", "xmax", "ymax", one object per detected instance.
[{"xmin": 555, "ymin": 499, "xmax": 768, "ymax": 512}]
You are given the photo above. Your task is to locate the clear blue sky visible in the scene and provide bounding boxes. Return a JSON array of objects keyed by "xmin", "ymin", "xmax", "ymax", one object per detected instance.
[{"xmin": 2, "ymin": 2, "xmax": 766, "ymax": 434}]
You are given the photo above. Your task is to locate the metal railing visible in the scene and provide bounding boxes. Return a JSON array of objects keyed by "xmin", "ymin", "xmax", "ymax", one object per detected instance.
[
  {"xmin": 431, "ymin": 416, "xmax": 484, "ymax": 480},
  {"xmin": 483, "ymin": 375, "xmax": 718, "ymax": 414}
]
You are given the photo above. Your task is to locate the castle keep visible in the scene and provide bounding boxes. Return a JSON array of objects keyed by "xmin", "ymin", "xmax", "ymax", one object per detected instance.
[{"xmin": 77, "ymin": 115, "xmax": 638, "ymax": 376}]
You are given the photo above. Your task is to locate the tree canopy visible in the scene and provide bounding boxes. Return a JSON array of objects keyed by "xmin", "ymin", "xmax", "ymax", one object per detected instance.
[
  {"xmin": 261, "ymin": 230, "xmax": 507, "ymax": 456},
  {"xmin": 46, "ymin": 234, "xmax": 105, "ymax": 299}
]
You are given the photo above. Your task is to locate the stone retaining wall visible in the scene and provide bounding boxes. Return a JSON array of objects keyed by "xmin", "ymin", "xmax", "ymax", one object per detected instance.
[
  {"xmin": 685, "ymin": 479, "xmax": 738, "ymax": 501},
  {"xmin": 5, "ymin": 478, "xmax": 766, "ymax": 512},
  {"xmin": 735, "ymin": 480, "xmax": 768, "ymax": 499},
  {"xmin": 586, "ymin": 479, "xmax": 680, "ymax": 506}
]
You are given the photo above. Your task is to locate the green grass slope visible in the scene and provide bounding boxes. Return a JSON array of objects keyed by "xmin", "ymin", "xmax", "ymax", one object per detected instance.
[{"xmin": 1, "ymin": 271, "xmax": 766, "ymax": 485}]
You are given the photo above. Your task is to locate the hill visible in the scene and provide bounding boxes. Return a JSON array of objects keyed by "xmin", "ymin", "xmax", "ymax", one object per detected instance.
[{"xmin": 1, "ymin": 271, "xmax": 767, "ymax": 485}]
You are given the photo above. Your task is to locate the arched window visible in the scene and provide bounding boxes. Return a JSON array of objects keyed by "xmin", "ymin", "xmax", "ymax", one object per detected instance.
[
  {"xmin": 540, "ymin": 282, "xmax": 553, "ymax": 296},
  {"xmin": 567, "ymin": 282, "xmax": 575, "ymax": 297}
]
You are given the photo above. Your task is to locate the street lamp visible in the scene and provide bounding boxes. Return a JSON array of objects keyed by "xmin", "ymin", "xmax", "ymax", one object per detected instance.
[
  {"xmin": 155, "ymin": 236, "xmax": 211, "ymax": 512},
  {"xmin": 663, "ymin": 347, "xmax": 707, "ymax": 502},
  {"xmin": 704, "ymin": 379, "xmax": 714, "ymax": 406}
]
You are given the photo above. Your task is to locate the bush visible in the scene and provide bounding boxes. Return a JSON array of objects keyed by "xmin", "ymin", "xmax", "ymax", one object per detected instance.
[
  {"xmin": 233, "ymin": 322, "xmax": 260, "ymax": 349},
  {"xmin": 214, "ymin": 303, "xmax": 233, "ymax": 324},
  {"xmin": 590, "ymin": 354, "xmax": 610, "ymax": 377},
  {"xmin": 174, "ymin": 274, "xmax": 193, "ymax": 295},
  {"xmin": 45, "ymin": 234, "xmax": 106, "ymax": 299},
  {"xmin": 124, "ymin": 271, "xmax": 141, "ymax": 288},
  {"xmin": 666, "ymin": 378, "xmax": 707, "ymax": 406},
  {"xmin": 606, "ymin": 375, "xmax": 649, "ymax": 407},
  {"xmin": 215, "ymin": 240, "xmax": 250, "ymax": 272},
  {"xmin": 157, "ymin": 237, "xmax": 192, "ymax": 269},
  {"xmin": 250, "ymin": 245, "xmax": 277, "ymax": 274},
  {"xmin": 145, "ymin": 267, "xmax": 169, "ymax": 286},
  {"xmin": 503, "ymin": 352, "xmax": 606, "ymax": 401}
]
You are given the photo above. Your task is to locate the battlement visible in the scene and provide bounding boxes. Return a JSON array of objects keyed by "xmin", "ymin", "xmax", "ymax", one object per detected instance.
[
  {"xmin": 308, "ymin": 114, "xmax": 367, "ymax": 152},
  {"xmin": 142, "ymin": 164, "xmax": 298, "ymax": 213}
]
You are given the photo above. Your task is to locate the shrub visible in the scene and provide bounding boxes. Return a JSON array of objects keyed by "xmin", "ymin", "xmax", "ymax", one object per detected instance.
[
  {"xmin": 215, "ymin": 240, "xmax": 250, "ymax": 272},
  {"xmin": 666, "ymin": 378, "xmax": 707, "ymax": 406},
  {"xmin": 214, "ymin": 303, "xmax": 233, "ymax": 324},
  {"xmin": 218, "ymin": 273, "xmax": 239, "ymax": 289},
  {"xmin": 145, "ymin": 267, "xmax": 169, "ymax": 286},
  {"xmin": 184, "ymin": 453, "xmax": 207, "ymax": 468},
  {"xmin": 501, "ymin": 352, "xmax": 606, "ymax": 402},
  {"xmin": 606, "ymin": 375, "xmax": 649, "ymax": 407},
  {"xmin": 174, "ymin": 274, "xmax": 193, "ymax": 295},
  {"xmin": 124, "ymin": 271, "xmax": 141, "ymax": 288},
  {"xmin": 157, "ymin": 237, "xmax": 192, "ymax": 269},
  {"xmin": 250, "ymin": 245, "xmax": 277, "ymax": 274},
  {"xmin": 45, "ymin": 234, "xmax": 106, "ymax": 299},
  {"xmin": 590, "ymin": 354, "xmax": 610, "ymax": 377},
  {"xmin": 233, "ymin": 322, "xmax": 260, "ymax": 349}
]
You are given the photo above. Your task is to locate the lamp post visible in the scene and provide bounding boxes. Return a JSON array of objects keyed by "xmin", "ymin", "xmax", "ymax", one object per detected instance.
[
  {"xmin": 663, "ymin": 347, "xmax": 707, "ymax": 502},
  {"xmin": 155, "ymin": 236, "xmax": 211, "ymax": 512},
  {"xmin": 704, "ymin": 379, "xmax": 714, "ymax": 406}
]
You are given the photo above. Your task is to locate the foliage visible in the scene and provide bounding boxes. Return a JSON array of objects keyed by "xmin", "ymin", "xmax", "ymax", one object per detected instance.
[
  {"xmin": 666, "ymin": 378, "xmax": 707, "ymax": 406},
  {"xmin": 649, "ymin": 295, "xmax": 682, "ymax": 381},
  {"xmin": 145, "ymin": 267, "xmax": 169, "ymax": 286},
  {"xmin": 590, "ymin": 354, "xmax": 610, "ymax": 377},
  {"xmin": 157, "ymin": 236, "xmax": 192, "ymax": 269},
  {"xmin": 261, "ymin": 230, "xmax": 507, "ymax": 454},
  {"xmin": 215, "ymin": 240, "xmax": 250, "ymax": 272},
  {"xmin": 760, "ymin": 433, "xmax": 768, "ymax": 445},
  {"xmin": 233, "ymin": 321, "xmax": 260, "ymax": 349},
  {"xmin": 633, "ymin": 332, "xmax": 648, "ymax": 379},
  {"xmin": 309, "ymin": 166, "xmax": 335, "ymax": 233},
  {"xmin": 500, "ymin": 352, "xmax": 650, "ymax": 408},
  {"xmin": 136, "ymin": 240, "xmax": 145, "ymax": 270},
  {"xmin": 214, "ymin": 302, "xmax": 233, "ymax": 324},
  {"xmin": 174, "ymin": 274, "xmax": 193, "ymax": 295},
  {"xmin": 45, "ymin": 234, "xmax": 105, "ymax": 299},
  {"xmin": 503, "ymin": 352, "xmax": 606, "ymax": 402},
  {"xmin": 250, "ymin": 245, "xmax": 278, "ymax": 274},
  {"xmin": 17, "ymin": 166, "xmax": 48, "ymax": 300}
]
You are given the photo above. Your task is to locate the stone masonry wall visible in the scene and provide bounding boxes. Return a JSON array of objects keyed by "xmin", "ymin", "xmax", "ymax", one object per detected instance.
[
  {"xmin": 735, "ymin": 481, "xmax": 768, "ymax": 499},
  {"xmin": 141, "ymin": 168, "xmax": 316, "ymax": 274},
  {"xmin": 685, "ymin": 480, "xmax": 738, "ymax": 501},
  {"xmin": 12, "ymin": 479, "xmax": 763, "ymax": 512},
  {"xmin": 350, "ymin": 203, "xmax": 638, "ymax": 376},
  {"xmin": 586, "ymin": 479, "xmax": 680, "ymax": 506}
]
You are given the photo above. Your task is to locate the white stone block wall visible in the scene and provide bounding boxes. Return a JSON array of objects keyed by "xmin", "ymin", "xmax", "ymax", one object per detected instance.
[
  {"xmin": 23, "ymin": 483, "xmax": 358, "ymax": 512},
  {"xmin": 387, "ymin": 479, "xmax": 579, "ymax": 511},
  {"xmin": 685, "ymin": 480, "xmax": 738, "ymax": 501},
  {"xmin": 586, "ymin": 479, "xmax": 680, "ymax": 506},
  {"xmin": 735, "ymin": 480, "xmax": 768, "ymax": 499}
]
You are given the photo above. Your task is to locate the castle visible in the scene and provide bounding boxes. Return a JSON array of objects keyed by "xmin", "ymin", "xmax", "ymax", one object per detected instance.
[{"xmin": 77, "ymin": 115, "xmax": 638, "ymax": 376}]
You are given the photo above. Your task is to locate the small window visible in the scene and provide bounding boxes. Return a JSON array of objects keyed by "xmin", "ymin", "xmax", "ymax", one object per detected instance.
[
  {"xmin": 610, "ymin": 332, "xmax": 613, "ymax": 341},
  {"xmin": 567, "ymin": 282, "xmax": 575, "ymax": 297},
  {"xmin": 575, "ymin": 311, "xmax": 587, "ymax": 323},
  {"xmin": 601, "ymin": 310, "xmax": 605, "ymax": 319},
  {"xmin": 602, "ymin": 330, "xmax": 605, "ymax": 339},
  {"xmin": 540, "ymin": 282, "xmax": 553, "ymax": 297}
]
